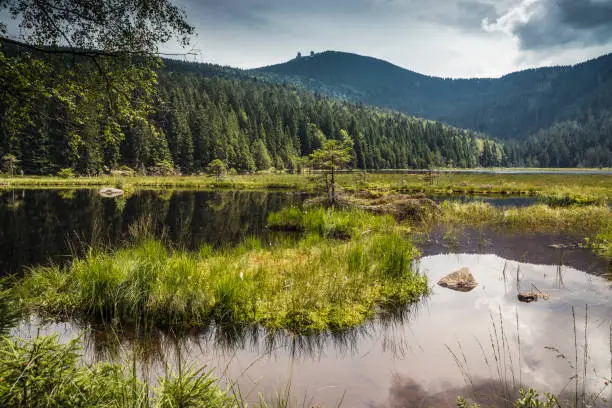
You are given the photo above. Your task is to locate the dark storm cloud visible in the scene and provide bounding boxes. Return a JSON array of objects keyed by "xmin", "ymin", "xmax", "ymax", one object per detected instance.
[
  {"xmin": 455, "ymin": 1, "xmax": 499, "ymax": 28},
  {"xmin": 166, "ymin": 0, "xmax": 612, "ymax": 77},
  {"xmin": 498, "ymin": 0, "xmax": 612, "ymax": 50},
  {"xmin": 179, "ymin": 0, "xmax": 499, "ymax": 29}
]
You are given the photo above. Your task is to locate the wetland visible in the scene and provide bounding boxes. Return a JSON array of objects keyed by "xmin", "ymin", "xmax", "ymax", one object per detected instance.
[{"xmin": 1, "ymin": 172, "xmax": 612, "ymax": 407}]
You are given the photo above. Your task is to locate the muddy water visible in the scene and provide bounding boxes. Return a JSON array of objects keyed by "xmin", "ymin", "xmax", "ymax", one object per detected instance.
[{"xmin": 16, "ymin": 251, "xmax": 612, "ymax": 407}]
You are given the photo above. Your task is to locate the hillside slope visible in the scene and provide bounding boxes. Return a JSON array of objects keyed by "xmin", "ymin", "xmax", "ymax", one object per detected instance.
[
  {"xmin": 0, "ymin": 54, "xmax": 496, "ymax": 174},
  {"xmin": 252, "ymin": 51, "xmax": 612, "ymax": 140}
]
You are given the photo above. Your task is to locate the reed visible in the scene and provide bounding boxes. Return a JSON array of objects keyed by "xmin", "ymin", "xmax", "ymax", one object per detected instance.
[{"xmin": 453, "ymin": 302, "xmax": 610, "ymax": 408}]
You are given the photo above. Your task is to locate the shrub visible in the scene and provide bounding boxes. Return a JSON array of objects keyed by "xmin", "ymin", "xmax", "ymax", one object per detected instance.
[{"xmin": 56, "ymin": 168, "xmax": 75, "ymax": 178}]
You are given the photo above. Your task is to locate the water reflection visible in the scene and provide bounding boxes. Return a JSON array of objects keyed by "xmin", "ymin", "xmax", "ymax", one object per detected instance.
[
  {"xmin": 14, "ymin": 253, "xmax": 612, "ymax": 407},
  {"xmin": 420, "ymin": 227, "xmax": 611, "ymax": 276},
  {"xmin": 0, "ymin": 189, "xmax": 305, "ymax": 275},
  {"xmin": 429, "ymin": 195, "xmax": 538, "ymax": 208}
]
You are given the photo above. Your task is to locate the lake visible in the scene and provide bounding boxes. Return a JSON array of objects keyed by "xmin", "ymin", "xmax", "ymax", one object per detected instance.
[{"xmin": 4, "ymin": 189, "xmax": 612, "ymax": 407}]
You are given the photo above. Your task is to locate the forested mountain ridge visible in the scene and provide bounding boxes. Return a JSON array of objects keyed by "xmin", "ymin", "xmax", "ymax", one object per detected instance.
[
  {"xmin": 0, "ymin": 51, "xmax": 496, "ymax": 175},
  {"xmin": 2, "ymin": 42, "xmax": 610, "ymax": 174},
  {"xmin": 252, "ymin": 51, "xmax": 612, "ymax": 142}
]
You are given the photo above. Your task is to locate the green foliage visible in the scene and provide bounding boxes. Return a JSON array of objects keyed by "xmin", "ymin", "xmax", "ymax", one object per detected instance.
[
  {"xmin": 438, "ymin": 201, "xmax": 612, "ymax": 234},
  {"xmin": 0, "ymin": 334, "xmax": 240, "ymax": 408},
  {"xmin": 514, "ymin": 388, "xmax": 557, "ymax": 408},
  {"xmin": 504, "ymin": 116, "xmax": 612, "ymax": 168},
  {"xmin": 155, "ymin": 366, "xmax": 236, "ymax": 408},
  {"xmin": 0, "ymin": 0, "xmax": 193, "ymax": 175},
  {"xmin": 2, "ymin": 56, "xmax": 494, "ymax": 174},
  {"xmin": 308, "ymin": 130, "xmax": 353, "ymax": 202},
  {"xmin": 456, "ymin": 389, "xmax": 556, "ymax": 408},
  {"xmin": 254, "ymin": 50, "xmax": 612, "ymax": 149},
  {"xmin": 56, "ymin": 168, "xmax": 76, "ymax": 178},
  {"xmin": 267, "ymin": 206, "xmax": 395, "ymax": 239},
  {"xmin": 456, "ymin": 397, "xmax": 480, "ymax": 408},
  {"xmin": 540, "ymin": 192, "xmax": 604, "ymax": 207},
  {"xmin": 0, "ymin": 335, "xmax": 136, "ymax": 408},
  {"xmin": 207, "ymin": 159, "xmax": 227, "ymax": 182},
  {"xmin": 591, "ymin": 224, "xmax": 612, "ymax": 258},
  {"xmin": 0, "ymin": 154, "xmax": 19, "ymax": 175},
  {"xmin": 17, "ymin": 209, "xmax": 427, "ymax": 333},
  {"xmin": 0, "ymin": 281, "xmax": 21, "ymax": 334}
]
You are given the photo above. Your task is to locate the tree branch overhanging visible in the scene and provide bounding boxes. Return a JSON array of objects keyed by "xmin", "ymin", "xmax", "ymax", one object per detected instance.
[{"xmin": 1, "ymin": 36, "xmax": 199, "ymax": 58}]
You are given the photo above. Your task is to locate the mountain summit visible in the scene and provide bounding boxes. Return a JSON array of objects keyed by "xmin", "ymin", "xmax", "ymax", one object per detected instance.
[{"xmin": 253, "ymin": 51, "xmax": 612, "ymax": 140}]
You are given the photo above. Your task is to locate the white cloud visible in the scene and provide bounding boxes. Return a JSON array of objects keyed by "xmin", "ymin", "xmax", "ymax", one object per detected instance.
[{"xmin": 481, "ymin": 0, "xmax": 540, "ymax": 34}]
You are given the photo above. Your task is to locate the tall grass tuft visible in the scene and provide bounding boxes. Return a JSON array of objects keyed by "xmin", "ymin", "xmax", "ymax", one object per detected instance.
[
  {"xmin": 0, "ymin": 334, "xmax": 252, "ymax": 408},
  {"xmin": 0, "ymin": 279, "xmax": 21, "ymax": 334},
  {"xmin": 0, "ymin": 335, "xmax": 142, "ymax": 408},
  {"xmin": 267, "ymin": 206, "xmax": 396, "ymax": 239},
  {"xmin": 17, "ymin": 209, "xmax": 427, "ymax": 333}
]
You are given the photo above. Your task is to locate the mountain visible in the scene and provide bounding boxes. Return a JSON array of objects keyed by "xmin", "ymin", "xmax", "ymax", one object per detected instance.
[
  {"xmin": 252, "ymin": 51, "xmax": 612, "ymax": 141},
  {"xmin": 0, "ymin": 52, "xmax": 496, "ymax": 174}
]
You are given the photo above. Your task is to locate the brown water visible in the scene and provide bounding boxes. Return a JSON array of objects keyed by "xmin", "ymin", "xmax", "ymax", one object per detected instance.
[{"xmin": 15, "ymin": 251, "xmax": 612, "ymax": 407}]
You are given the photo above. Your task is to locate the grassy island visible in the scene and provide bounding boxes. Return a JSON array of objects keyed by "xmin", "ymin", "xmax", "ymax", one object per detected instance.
[{"xmin": 16, "ymin": 208, "xmax": 428, "ymax": 333}]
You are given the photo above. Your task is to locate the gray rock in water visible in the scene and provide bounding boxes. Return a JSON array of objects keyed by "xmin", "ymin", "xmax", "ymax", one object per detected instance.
[
  {"xmin": 517, "ymin": 291, "xmax": 551, "ymax": 303},
  {"xmin": 438, "ymin": 267, "xmax": 478, "ymax": 292},
  {"xmin": 99, "ymin": 187, "xmax": 124, "ymax": 198}
]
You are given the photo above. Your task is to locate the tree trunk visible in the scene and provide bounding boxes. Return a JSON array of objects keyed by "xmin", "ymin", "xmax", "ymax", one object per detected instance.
[{"xmin": 331, "ymin": 163, "xmax": 336, "ymax": 204}]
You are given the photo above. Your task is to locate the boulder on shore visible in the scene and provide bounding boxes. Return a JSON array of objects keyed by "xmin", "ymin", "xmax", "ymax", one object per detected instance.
[
  {"xmin": 438, "ymin": 267, "xmax": 478, "ymax": 292},
  {"xmin": 99, "ymin": 187, "xmax": 124, "ymax": 198}
]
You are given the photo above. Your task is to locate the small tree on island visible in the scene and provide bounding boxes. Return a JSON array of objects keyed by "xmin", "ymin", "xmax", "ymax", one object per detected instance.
[
  {"xmin": 207, "ymin": 159, "xmax": 227, "ymax": 182},
  {"xmin": 308, "ymin": 130, "xmax": 353, "ymax": 204}
]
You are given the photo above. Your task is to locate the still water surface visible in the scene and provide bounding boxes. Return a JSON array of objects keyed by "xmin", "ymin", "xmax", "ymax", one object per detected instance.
[
  {"xmin": 4, "ymin": 189, "xmax": 612, "ymax": 406},
  {"xmin": 16, "ymin": 253, "xmax": 612, "ymax": 407},
  {"xmin": 0, "ymin": 189, "xmax": 304, "ymax": 275}
]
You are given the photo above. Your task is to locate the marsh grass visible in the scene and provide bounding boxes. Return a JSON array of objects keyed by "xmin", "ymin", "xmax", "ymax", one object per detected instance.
[
  {"xmin": 2, "ymin": 172, "xmax": 611, "ymax": 201},
  {"xmin": 267, "ymin": 206, "xmax": 397, "ymax": 239},
  {"xmin": 540, "ymin": 192, "xmax": 606, "ymax": 207},
  {"xmin": 434, "ymin": 202, "xmax": 612, "ymax": 237},
  {"xmin": 0, "ymin": 333, "xmax": 288, "ymax": 408},
  {"xmin": 0, "ymin": 332, "xmax": 347, "ymax": 408},
  {"xmin": 0, "ymin": 279, "xmax": 21, "ymax": 334},
  {"xmin": 452, "ymin": 302, "xmax": 611, "ymax": 408},
  {"xmin": 17, "ymin": 209, "xmax": 427, "ymax": 333},
  {"xmin": 432, "ymin": 201, "xmax": 612, "ymax": 262},
  {"xmin": 591, "ymin": 224, "xmax": 612, "ymax": 259}
]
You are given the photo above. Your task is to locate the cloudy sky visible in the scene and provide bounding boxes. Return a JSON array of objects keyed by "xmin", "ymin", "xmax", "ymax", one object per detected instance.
[{"xmin": 165, "ymin": 0, "xmax": 612, "ymax": 78}]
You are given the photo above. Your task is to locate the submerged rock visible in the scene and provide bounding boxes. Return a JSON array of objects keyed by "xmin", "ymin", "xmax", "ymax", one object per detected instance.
[
  {"xmin": 517, "ymin": 291, "xmax": 551, "ymax": 303},
  {"xmin": 99, "ymin": 187, "xmax": 124, "ymax": 198},
  {"xmin": 438, "ymin": 267, "xmax": 478, "ymax": 292},
  {"xmin": 548, "ymin": 243, "xmax": 577, "ymax": 249}
]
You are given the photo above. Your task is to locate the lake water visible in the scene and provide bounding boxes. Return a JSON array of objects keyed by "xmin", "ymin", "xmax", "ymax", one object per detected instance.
[
  {"xmin": 0, "ymin": 189, "xmax": 305, "ymax": 275},
  {"xmin": 4, "ymin": 189, "xmax": 612, "ymax": 407}
]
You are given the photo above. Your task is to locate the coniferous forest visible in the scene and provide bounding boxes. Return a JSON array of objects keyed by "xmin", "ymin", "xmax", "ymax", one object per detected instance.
[
  {"xmin": 0, "ymin": 56, "xmax": 495, "ymax": 175},
  {"xmin": 1, "ymin": 47, "xmax": 611, "ymax": 174}
]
